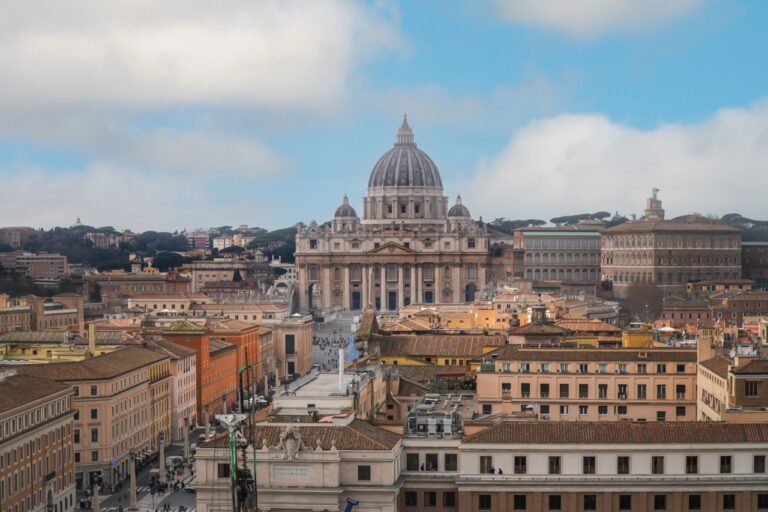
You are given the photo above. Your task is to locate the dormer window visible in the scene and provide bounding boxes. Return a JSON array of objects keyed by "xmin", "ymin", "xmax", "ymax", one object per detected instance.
[{"xmin": 309, "ymin": 239, "xmax": 318, "ymax": 249}]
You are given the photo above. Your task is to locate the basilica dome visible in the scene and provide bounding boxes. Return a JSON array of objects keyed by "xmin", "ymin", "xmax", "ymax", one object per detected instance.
[
  {"xmin": 334, "ymin": 195, "xmax": 358, "ymax": 218},
  {"xmin": 447, "ymin": 194, "xmax": 471, "ymax": 218},
  {"xmin": 367, "ymin": 115, "xmax": 443, "ymax": 190}
]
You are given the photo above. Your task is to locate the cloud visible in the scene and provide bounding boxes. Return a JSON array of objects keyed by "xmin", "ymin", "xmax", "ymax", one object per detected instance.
[
  {"xmin": 0, "ymin": 0, "xmax": 401, "ymax": 110},
  {"xmin": 492, "ymin": 0, "xmax": 704, "ymax": 37},
  {"xmin": 465, "ymin": 100, "xmax": 768, "ymax": 222},
  {"xmin": 0, "ymin": 164, "xmax": 280, "ymax": 231}
]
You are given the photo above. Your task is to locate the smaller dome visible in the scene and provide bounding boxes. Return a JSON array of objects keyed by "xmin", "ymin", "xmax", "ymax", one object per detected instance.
[
  {"xmin": 447, "ymin": 194, "xmax": 471, "ymax": 218},
  {"xmin": 334, "ymin": 195, "xmax": 358, "ymax": 218}
]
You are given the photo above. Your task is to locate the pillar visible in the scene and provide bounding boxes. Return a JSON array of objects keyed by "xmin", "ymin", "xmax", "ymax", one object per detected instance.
[
  {"xmin": 128, "ymin": 450, "xmax": 138, "ymax": 510},
  {"xmin": 343, "ymin": 266, "xmax": 350, "ymax": 310},
  {"xmin": 183, "ymin": 417, "xmax": 190, "ymax": 462},
  {"xmin": 397, "ymin": 265, "xmax": 405, "ymax": 309},
  {"xmin": 452, "ymin": 265, "xmax": 461, "ymax": 303},
  {"xmin": 93, "ymin": 483, "xmax": 100, "ymax": 512},
  {"xmin": 435, "ymin": 265, "xmax": 443, "ymax": 303},
  {"xmin": 322, "ymin": 266, "xmax": 331, "ymax": 311},
  {"xmin": 361, "ymin": 264, "xmax": 369, "ymax": 308},
  {"xmin": 298, "ymin": 263, "xmax": 307, "ymax": 311},
  {"xmin": 222, "ymin": 396, "xmax": 228, "ymax": 415},
  {"xmin": 416, "ymin": 265, "xmax": 422, "ymax": 303},
  {"xmin": 159, "ymin": 432, "xmax": 166, "ymax": 479},
  {"xmin": 204, "ymin": 406, "xmax": 210, "ymax": 440},
  {"xmin": 380, "ymin": 265, "xmax": 386, "ymax": 310},
  {"xmin": 410, "ymin": 265, "xmax": 416, "ymax": 305}
]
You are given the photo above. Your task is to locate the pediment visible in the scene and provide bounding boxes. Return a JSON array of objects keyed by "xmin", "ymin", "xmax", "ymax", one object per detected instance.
[{"xmin": 366, "ymin": 241, "xmax": 417, "ymax": 255}]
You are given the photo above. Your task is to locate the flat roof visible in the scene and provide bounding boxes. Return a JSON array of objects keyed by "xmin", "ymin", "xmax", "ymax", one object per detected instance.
[{"xmin": 293, "ymin": 373, "xmax": 355, "ymax": 396}]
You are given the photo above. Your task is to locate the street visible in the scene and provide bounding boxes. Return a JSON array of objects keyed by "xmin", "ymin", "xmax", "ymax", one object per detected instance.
[{"xmin": 80, "ymin": 429, "xmax": 204, "ymax": 512}]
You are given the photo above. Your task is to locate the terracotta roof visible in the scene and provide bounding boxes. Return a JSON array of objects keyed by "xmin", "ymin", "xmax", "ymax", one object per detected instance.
[
  {"xmin": 395, "ymin": 364, "xmax": 470, "ymax": 383},
  {"xmin": 604, "ymin": 218, "xmax": 740, "ymax": 233},
  {"xmin": 554, "ymin": 319, "xmax": 621, "ymax": 333},
  {"xmin": 700, "ymin": 357, "xmax": 730, "ymax": 379},
  {"xmin": 731, "ymin": 359, "xmax": 768, "ymax": 375},
  {"xmin": 482, "ymin": 346, "xmax": 696, "ymax": 363},
  {"xmin": 151, "ymin": 340, "xmax": 198, "ymax": 359},
  {"xmin": 129, "ymin": 293, "xmax": 208, "ymax": 300},
  {"xmin": 464, "ymin": 421, "xmax": 768, "ymax": 445},
  {"xmin": 509, "ymin": 322, "xmax": 571, "ymax": 336},
  {"xmin": 209, "ymin": 338, "xmax": 237, "ymax": 356},
  {"xmin": 0, "ymin": 330, "xmax": 139, "ymax": 345},
  {"xmin": 357, "ymin": 312, "xmax": 379, "ymax": 338},
  {"xmin": 208, "ymin": 319, "xmax": 260, "ymax": 332},
  {"xmin": 398, "ymin": 378, "xmax": 430, "ymax": 396},
  {"xmin": 202, "ymin": 419, "xmax": 401, "ymax": 451},
  {"xmin": 11, "ymin": 346, "xmax": 168, "ymax": 381},
  {"xmin": 373, "ymin": 334, "xmax": 507, "ymax": 357},
  {"xmin": 0, "ymin": 374, "xmax": 72, "ymax": 413},
  {"xmin": 190, "ymin": 303, "xmax": 289, "ymax": 312}
]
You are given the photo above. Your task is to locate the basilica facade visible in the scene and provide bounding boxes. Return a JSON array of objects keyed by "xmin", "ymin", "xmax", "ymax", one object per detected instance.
[{"xmin": 295, "ymin": 117, "xmax": 489, "ymax": 313}]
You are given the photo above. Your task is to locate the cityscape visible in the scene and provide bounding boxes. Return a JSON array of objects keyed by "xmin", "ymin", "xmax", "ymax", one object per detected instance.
[{"xmin": 2, "ymin": 2, "xmax": 768, "ymax": 512}]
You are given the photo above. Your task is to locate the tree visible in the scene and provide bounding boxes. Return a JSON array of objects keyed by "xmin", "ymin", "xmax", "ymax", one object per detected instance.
[
  {"xmin": 89, "ymin": 283, "xmax": 102, "ymax": 303},
  {"xmin": 153, "ymin": 252, "xmax": 189, "ymax": 272},
  {"xmin": 622, "ymin": 284, "xmax": 664, "ymax": 322},
  {"xmin": 220, "ymin": 245, "xmax": 245, "ymax": 254},
  {"xmin": 57, "ymin": 278, "xmax": 77, "ymax": 294}
]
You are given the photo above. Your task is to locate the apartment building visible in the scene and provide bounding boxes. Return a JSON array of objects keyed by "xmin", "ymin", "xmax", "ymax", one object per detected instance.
[
  {"xmin": 189, "ymin": 260, "xmax": 249, "ymax": 292},
  {"xmin": 14, "ymin": 252, "xmax": 69, "ymax": 281},
  {"xmin": 152, "ymin": 340, "xmax": 197, "ymax": 441},
  {"xmin": 698, "ymin": 351, "xmax": 768, "ymax": 422},
  {"xmin": 126, "ymin": 293, "xmax": 211, "ymax": 315},
  {"xmin": 0, "ymin": 294, "xmax": 31, "ymax": 335},
  {"xmin": 0, "ymin": 371, "xmax": 76, "ymax": 512},
  {"xmin": 195, "ymin": 418, "xmax": 768, "ymax": 512},
  {"xmin": 476, "ymin": 346, "xmax": 698, "ymax": 422},
  {"xmin": 188, "ymin": 302, "xmax": 290, "ymax": 323},
  {"xmin": 13, "ymin": 347, "xmax": 171, "ymax": 488}
]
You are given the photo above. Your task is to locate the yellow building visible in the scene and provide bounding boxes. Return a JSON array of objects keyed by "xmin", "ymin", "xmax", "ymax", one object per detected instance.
[{"xmin": 0, "ymin": 329, "xmax": 139, "ymax": 362}]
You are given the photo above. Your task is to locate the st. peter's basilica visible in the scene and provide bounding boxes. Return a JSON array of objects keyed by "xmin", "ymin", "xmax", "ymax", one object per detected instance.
[{"xmin": 295, "ymin": 116, "xmax": 489, "ymax": 312}]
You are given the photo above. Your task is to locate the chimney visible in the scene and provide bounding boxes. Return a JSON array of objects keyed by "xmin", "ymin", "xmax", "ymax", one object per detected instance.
[
  {"xmin": 88, "ymin": 323, "xmax": 96, "ymax": 357},
  {"xmin": 696, "ymin": 336, "xmax": 715, "ymax": 363}
]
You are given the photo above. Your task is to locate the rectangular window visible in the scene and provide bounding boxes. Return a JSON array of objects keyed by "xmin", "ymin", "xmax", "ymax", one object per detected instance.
[
  {"xmin": 758, "ymin": 494, "xmax": 768, "ymax": 510},
  {"xmin": 217, "ymin": 463, "xmax": 229, "ymax": 478},
  {"xmin": 720, "ymin": 455, "xmax": 732, "ymax": 474},
  {"xmin": 598, "ymin": 384, "xmax": 608, "ymax": 398},
  {"xmin": 637, "ymin": 363, "xmax": 647, "ymax": 373},
  {"xmin": 357, "ymin": 465, "xmax": 371, "ymax": 481},
  {"xmin": 444, "ymin": 453, "xmax": 458, "ymax": 471},
  {"xmin": 723, "ymin": 494, "xmax": 735, "ymax": 511},
  {"xmin": 617, "ymin": 405, "xmax": 627, "ymax": 415},
  {"xmin": 425, "ymin": 453, "xmax": 438, "ymax": 471},
  {"xmin": 443, "ymin": 492, "xmax": 456, "ymax": 508},
  {"xmin": 479, "ymin": 494, "xmax": 491, "ymax": 511},
  {"xmin": 468, "ymin": 239, "xmax": 476, "ymax": 248},
  {"xmin": 619, "ymin": 495, "xmax": 632, "ymax": 511},
  {"xmin": 755, "ymin": 455, "xmax": 766, "ymax": 473},
  {"xmin": 676, "ymin": 364, "xmax": 686, "ymax": 373},
  {"xmin": 657, "ymin": 411, "xmax": 666, "ymax": 422},
  {"xmin": 598, "ymin": 405, "xmax": 608, "ymax": 415},
  {"xmin": 652, "ymin": 456, "xmax": 664, "ymax": 475},
  {"xmin": 583, "ymin": 495, "xmax": 596, "ymax": 511},
  {"xmin": 559, "ymin": 405, "xmax": 569, "ymax": 415},
  {"xmin": 405, "ymin": 491, "xmax": 417, "ymax": 507},
  {"xmin": 482, "ymin": 404, "xmax": 492, "ymax": 415},
  {"xmin": 559, "ymin": 383, "xmax": 569, "ymax": 398},
  {"xmin": 513, "ymin": 495, "xmax": 526, "ymax": 511},
  {"xmin": 91, "ymin": 451, "xmax": 98, "ymax": 462},
  {"xmin": 688, "ymin": 494, "xmax": 702, "ymax": 511},
  {"xmin": 676, "ymin": 384, "xmax": 687, "ymax": 399},
  {"xmin": 676, "ymin": 406, "xmax": 686, "ymax": 417},
  {"xmin": 656, "ymin": 364, "xmax": 666, "ymax": 374},
  {"xmin": 90, "ymin": 429, "xmax": 98, "ymax": 443},
  {"xmin": 514, "ymin": 456, "xmax": 527, "ymax": 474},
  {"xmin": 424, "ymin": 491, "xmax": 436, "ymax": 507},
  {"xmin": 616, "ymin": 455, "xmax": 629, "ymax": 475},
  {"xmin": 579, "ymin": 405, "xmax": 588, "ymax": 415},
  {"xmin": 747, "ymin": 381, "xmax": 760, "ymax": 397},
  {"xmin": 540, "ymin": 383, "xmax": 550, "ymax": 397},
  {"xmin": 656, "ymin": 384, "xmax": 666, "ymax": 399},
  {"xmin": 406, "ymin": 453, "xmax": 419, "ymax": 471},
  {"xmin": 480, "ymin": 456, "xmax": 493, "ymax": 474},
  {"xmin": 583, "ymin": 456, "xmax": 596, "ymax": 475},
  {"xmin": 685, "ymin": 456, "xmax": 698, "ymax": 474},
  {"xmin": 548, "ymin": 495, "xmax": 561, "ymax": 512},
  {"xmin": 548, "ymin": 456, "xmax": 561, "ymax": 475},
  {"xmin": 521, "ymin": 382, "xmax": 530, "ymax": 397},
  {"xmin": 89, "ymin": 385, "xmax": 97, "ymax": 396},
  {"xmin": 579, "ymin": 384, "xmax": 588, "ymax": 398},
  {"xmin": 284, "ymin": 334, "xmax": 296, "ymax": 355},
  {"xmin": 90, "ymin": 409, "xmax": 97, "ymax": 420},
  {"xmin": 654, "ymin": 494, "xmax": 667, "ymax": 511}
]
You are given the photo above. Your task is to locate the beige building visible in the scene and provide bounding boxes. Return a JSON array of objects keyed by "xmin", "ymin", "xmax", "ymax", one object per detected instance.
[
  {"xmin": 127, "ymin": 292, "xmax": 212, "ymax": 315},
  {"xmin": 190, "ymin": 259, "xmax": 249, "ymax": 292},
  {"xmin": 188, "ymin": 302, "xmax": 290, "ymax": 323},
  {"xmin": 601, "ymin": 192, "xmax": 741, "ymax": 298},
  {"xmin": 13, "ymin": 347, "xmax": 171, "ymax": 488},
  {"xmin": 271, "ymin": 313, "xmax": 314, "ymax": 380},
  {"xmin": 0, "ymin": 371, "xmax": 76, "ymax": 512},
  {"xmin": 0, "ymin": 293, "xmax": 30, "ymax": 334},
  {"xmin": 152, "ymin": 340, "xmax": 198, "ymax": 441},
  {"xmin": 698, "ymin": 348, "xmax": 768, "ymax": 422},
  {"xmin": 476, "ymin": 346, "xmax": 698, "ymax": 422},
  {"xmin": 196, "ymin": 418, "xmax": 768, "ymax": 512},
  {"xmin": 295, "ymin": 117, "xmax": 489, "ymax": 313}
]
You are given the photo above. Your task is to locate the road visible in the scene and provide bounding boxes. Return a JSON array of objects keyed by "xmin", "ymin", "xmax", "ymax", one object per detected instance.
[{"xmin": 80, "ymin": 429, "xmax": 204, "ymax": 512}]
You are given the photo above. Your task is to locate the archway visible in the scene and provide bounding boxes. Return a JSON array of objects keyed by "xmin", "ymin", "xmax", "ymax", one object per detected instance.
[{"xmin": 465, "ymin": 283, "xmax": 478, "ymax": 302}]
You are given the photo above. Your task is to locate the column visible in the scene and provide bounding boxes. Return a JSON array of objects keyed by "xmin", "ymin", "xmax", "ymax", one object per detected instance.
[
  {"xmin": 478, "ymin": 264, "xmax": 487, "ymax": 289},
  {"xmin": 128, "ymin": 450, "xmax": 138, "ymax": 510},
  {"xmin": 298, "ymin": 263, "xmax": 307, "ymax": 311},
  {"xmin": 322, "ymin": 266, "xmax": 331, "ymax": 311},
  {"xmin": 435, "ymin": 265, "xmax": 443, "ymax": 303},
  {"xmin": 93, "ymin": 484, "xmax": 100, "ymax": 512},
  {"xmin": 452, "ymin": 265, "xmax": 461, "ymax": 303},
  {"xmin": 416, "ymin": 265, "xmax": 423, "ymax": 303},
  {"xmin": 410, "ymin": 265, "xmax": 416, "ymax": 305},
  {"xmin": 183, "ymin": 417, "xmax": 190, "ymax": 462},
  {"xmin": 204, "ymin": 405, "xmax": 210, "ymax": 439},
  {"xmin": 159, "ymin": 432, "xmax": 166, "ymax": 480},
  {"xmin": 380, "ymin": 266, "xmax": 386, "ymax": 310},
  {"xmin": 343, "ymin": 266, "xmax": 350, "ymax": 310},
  {"xmin": 397, "ymin": 265, "xmax": 405, "ymax": 309},
  {"xmin": 361, "ymin": 265, "xmax": 369, "ymax": 308}
]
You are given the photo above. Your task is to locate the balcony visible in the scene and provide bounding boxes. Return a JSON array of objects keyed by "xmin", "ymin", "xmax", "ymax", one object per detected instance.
[{"xmin": 479, "ymin": 363, "xmax": 496, "ymax": 373}]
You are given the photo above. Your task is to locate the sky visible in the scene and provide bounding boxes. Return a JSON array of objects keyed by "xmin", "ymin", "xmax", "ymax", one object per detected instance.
[{"xmin": 0, "ymin": 0, "xmax": 766, "ymax": 232}]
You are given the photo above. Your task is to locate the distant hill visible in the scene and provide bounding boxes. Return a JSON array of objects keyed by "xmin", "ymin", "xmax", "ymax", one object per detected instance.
[
  {"xmin": 721, "ymin": 214, "xmax": 768, "ymax": 241},
  {"xmin": 247, "ymin": 225, "xmax": 297, "ymax": 263}
]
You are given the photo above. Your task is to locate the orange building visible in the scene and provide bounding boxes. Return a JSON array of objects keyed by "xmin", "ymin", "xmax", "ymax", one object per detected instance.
[
  {"xmin": 208, "ymin": 319, "xmax": 273, "ymax": 394},
  {"xmin": 161, "ymin": 322, "xmax": 238, "ymax": 423}
]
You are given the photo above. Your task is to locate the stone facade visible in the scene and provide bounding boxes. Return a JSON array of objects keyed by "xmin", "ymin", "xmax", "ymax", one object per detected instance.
[{"xmin": 295, "ymin": 117, "xmax": 489, "ymax": 313}]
